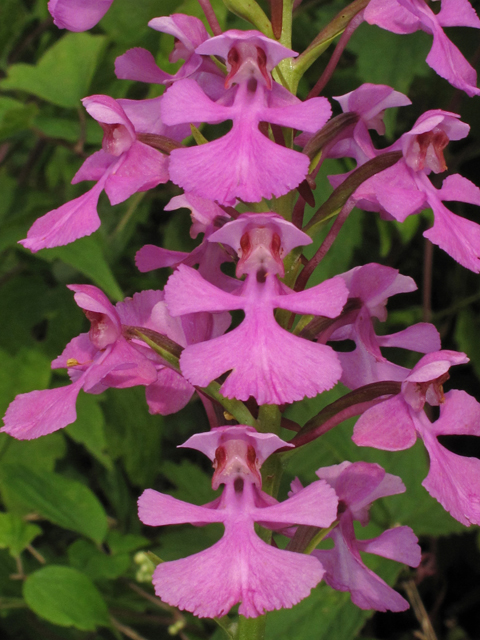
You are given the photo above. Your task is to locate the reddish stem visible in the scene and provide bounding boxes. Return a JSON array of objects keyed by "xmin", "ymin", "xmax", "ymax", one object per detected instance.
[
  {"xmin": 295, "ymin": 199, "xmax": 355, "ymax": 292},
  {"xmin": 290, "ymin": 397, "xmax": 388, "ymax": 448},
  {"xmin": 308, "ymin": 11, "xmax": 365, "ymax": 99},
  {"xmin": 197, "ymin": 0, "xmax": 222, "ymax": 35}
]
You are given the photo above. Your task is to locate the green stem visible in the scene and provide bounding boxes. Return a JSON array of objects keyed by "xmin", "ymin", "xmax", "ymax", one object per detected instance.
[
  {"xmin": 236, "ymin": 615, "xmax": 267, "ymax": 640},
  {"xmin": 133, "ymin": 329, "xmax": 257, "ymax": 427},
  {"xmin": 304, "ymin": 521, "xmax": 338, "ymax": 555}
]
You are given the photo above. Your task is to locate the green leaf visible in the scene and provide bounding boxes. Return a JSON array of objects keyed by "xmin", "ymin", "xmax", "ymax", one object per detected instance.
[
  {"xmin": 161, "ymin": 459, "xmax": 218, "ymax": 505},
  {"xmin": 265, "ymin": 583, "xmax": 371, "ymax": 640},
  {"xmin": 33, "ymin": 113, "xmax": 103, "ymax": 145},
  {"xmin": 68, "ymin": 539, "xmax": 130, "ymax": 582},
  {"xmin": 0, "ymin": 512, "xmax": 42, "ymax": 558},
  {"xmin": 101, "ymin": 0, "xmax": 179, "ymax": 45},
  {"xmin": 1, "ymin": 33, "xmax": 107, "ymax": 108},
  {"xmin": 103, "ymin": 387, "xmax": 163, "ymax": 487},
  {"xmin": 37, "ymin": 234, "xmax": 123, "ymax": 301},
  {"xmin": 23, "ymin": 566, "xmax": 110, "ymax": 630},
  {"xmin": 0, "ymin": 347, "xmax": 51, "ymax": 416},
  {"xmin": 0, "ymin": 464, "xmax": 108, "ymax": 544},
  {"xmin": 66, "ymin": 393, "xmax": 113, "ymax": 471},
  {"xmin": 0, "ymin": 275, "xmax": 49, "ymax": 353},
  {"xmin": 0, "ymin": 432, "xmax": 66, "ymax": 473},
  {"xmin": 106, "ymin": 530, "xmax": 149, "ymax": 555},
  {"xmin": 0, "ymin": 97, "xmax": 38, "ymax": 140}
]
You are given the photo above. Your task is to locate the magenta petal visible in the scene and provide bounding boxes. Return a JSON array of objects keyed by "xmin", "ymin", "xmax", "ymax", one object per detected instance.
[
  {"xmin": 364, "ymin": 0, "xmax": 420, "ymax": 34},
  {"xmin": 115, "ymin": 48, "xmax": 172, "ymax": 84},
  {"xmin": 115, "ymin": 290, "xmax": 165, "ymax": 329},
  {"xmin": 72, "ymin": 150, "xmax": 115, "ymax": 183},
  {"xmin": 138, "ymin": 489, "xmax": 223, "ymax": 527},
  {"xmin": 314, "ymin": 527, "xmax": 410, "ymax": 612},
  {"xmin": 19, "ymin": 181, "xmax": 104, "ymax": 251},
  {"xmin": 52, "ymin": 333, "xmax": 96, "ymax": 371},
  {"xmin": 135, "ymin": 246, "xmax": 189, "ymax": 272},
  {"xmin": 255, "ymin": 479, "xmax": 338, "ymax": 528},
  {"xmin": 438, "ymin": 174, "xmax": 480, "ymax": 205},
  {"xmin": 180, "ymin": 309, "xmax": 342, "ymax": 405},
  {"xmin": 357, "ymin": 526, "xmax": 421, "ymax": 567},
  {"xmin": 353, "ymin": 395, "xmax": 417, "ymax": 451},
  {"xmin": 258, "ymin": 96, "xmax": 332, "ymax": 133},
  {"xmin": 181, "ymin": 426, "xmax": 290, "ymax": 464},
  {"xmin": 2, "ymin": 379, "xmax": 83, "ymax": 440},
  {"xmin": 165, "ymin": 265, "xmax": 243, "ymax": 315},
  {"xmin": 85, "ymin": 339, "xmax": 157, "ymax": 390},
  {"xmin": 169, "ymin": 125, "xmax": 309, "ymax": 205},
  {"xmin": 437, "ymin": 0, "xmax": 480, "ymax": 28},
  {"xmin": 421, "ymin": 429, "xmax": 480, "ymax": 526},
  {"xmin": 48, "ymin": 0, "xmax": 113, "ymax": 31},
  {"xmin": 427, "ymin": 26, "xmax": 480, "ymax": 97},
  {"xmin": 152, "ymin": 522, "xmax": 324, "ymax": 618},
  {"xmin": 273, "ymin": 277, "xmax": 348, "ymax": 317},
  {"xmin": 161, "ymin": 79, "xmax": 230, "ymax": 126},
  {"xmin": 424, "ymin": 200, "xmax": 480, "ymax": 273},
  {"xmin": 145, "ymin": 369, "xmax": 195, "ymax": 415},
  {"xmin": 104, "ymin": 142, "xmax": 169, "ymax": 206},
  {"xmin": 377, "ymin": 323, "xmax": 441, "ymax": 353}
]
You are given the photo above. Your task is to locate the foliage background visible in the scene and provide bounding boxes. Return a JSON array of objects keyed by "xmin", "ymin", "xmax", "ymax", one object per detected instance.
[{"xmin": 0, "ymin": 0, "xmax": 480, "ymax": 638}]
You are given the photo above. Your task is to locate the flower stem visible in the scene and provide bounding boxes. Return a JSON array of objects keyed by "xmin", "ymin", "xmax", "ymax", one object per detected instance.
[{"xmin": 236, "ymin": 615, "xmax": 267, "ymax": 640}]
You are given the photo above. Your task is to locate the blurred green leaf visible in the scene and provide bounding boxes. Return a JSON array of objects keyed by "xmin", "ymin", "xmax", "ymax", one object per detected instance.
[
  {"xmin": 103, "ymin": 386, "xmax": 163, "ymax": 487},
  {"xmin": 68, "ymin": 539, "xmax": 130, "ymax": 582},
  {"xmin": 37, "ymin": 234, "xmax": 123, "ymax": 301},
  {"xmin": 66, "ymin": 393, "xmax": 113, "ymax": 471},
  {"xmin": 0, "ymin": 512, "xmax": 42, "ymax": 558},
  {"xmin": 23, "ymin": 565, "xmax": 110, "ymax": 630},
  {"xmin": 1, "ymin": 464, "xmax": 108, "ymax": 543},
  {"xmin": 265, "ymin": 582, "xmax": 371, "ymax": 640},
  {"xmin": 1, "ymin": 33, "xmax": 107, "ymax": 108},
  {"xmin": 0, "ymin": 97, "xmax": 38, "ymax": 140},
  {"xmin": 0, "ymin": 432, "xmax": 66, "ymax": 473},
  {"xmin": 0, "ymin": 347, "xmax": 51, "ymax": 416},
  {"xmin": 161, "ymin": 459, "xmax": 218, "ymax": 505},
  {"xmin": 33, "ymin": 113, "xmax": 103, "ymax": 144},
  {"xmin": 106, "ymin": 530, "xmax": 149, "ymax": 554},
  {"xmin": 101, "ymin": 0, "xmax": 179, "ymax": 45}
]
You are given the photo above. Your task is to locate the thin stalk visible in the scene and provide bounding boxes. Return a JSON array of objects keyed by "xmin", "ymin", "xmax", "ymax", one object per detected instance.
[
  {"xmin": 308, "ymin": 11, "xmax": 364, "ymax": 98},
  {"xmin": 295, "ymin": 199, "xmax": 355, "ymax": 292},
  {"xmin": 423, "ymin": 238, "xmax": 433, "ymax": 323},
  {"xmin": 292, "ymin": 0, "xmax": 369, "ymax": 83},
  {"xmin": 197, "ymin": 0, "xmax": 223, "ymax": 35},
  {"xmin": 304, "ymin": 521, "xmax": 338, "ymax": 554},
  {"xmin": 236, "ymin": 615, "xmax": 267, "ymax": 640},
  {"xmin": 131, "ymin": 328, "xmax": 258, "ymax": 427}
]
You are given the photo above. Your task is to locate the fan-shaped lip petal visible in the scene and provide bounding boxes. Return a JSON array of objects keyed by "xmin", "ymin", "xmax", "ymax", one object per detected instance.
[
  {"xmin": 196, "ymin": 30, "xmax": 297, "ymax": 70},
  {"xmin": 151, "ymin": 520, "xmax": 324, "ymax": 618},
  {"xmin": 208, "ymin": 213, "xmax": 312, "ymax": 256},
  {"xmin": 180, "ymin": 426, "xmax": 291, "ymax": 464}
]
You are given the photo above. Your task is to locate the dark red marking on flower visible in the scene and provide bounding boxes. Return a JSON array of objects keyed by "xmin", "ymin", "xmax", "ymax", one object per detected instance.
[
  {"xmin": 256, "ymin": 46, "xmax": 272, "ymax": 90},
  {"xmin": 415, "ymin": 128, "xmax": 449, "ymax": 173},
  {"xmin": 225, "ymin": 47, "xmax": 240, "ymax": 88}
]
